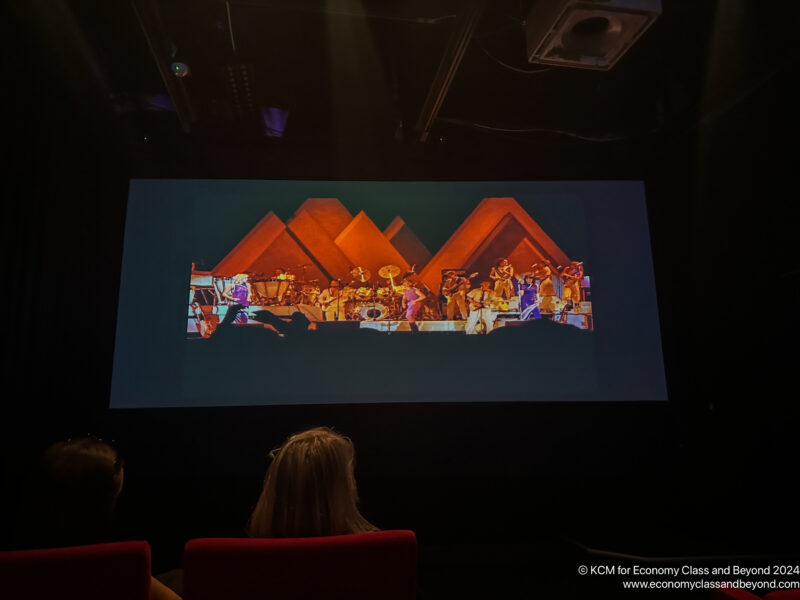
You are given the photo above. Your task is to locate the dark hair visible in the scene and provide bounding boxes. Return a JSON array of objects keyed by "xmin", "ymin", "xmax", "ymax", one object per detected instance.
[
  {"xmin": 35, "ymin": 437, "xmax": 124, "ymax": 547},
  {"xmin": 290, "ymin": 311, "xmax": 310, "ymax": 325}
]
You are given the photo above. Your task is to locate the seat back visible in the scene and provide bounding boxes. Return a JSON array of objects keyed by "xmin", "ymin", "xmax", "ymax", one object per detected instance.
[
  {"xmin": 765, "ymin": 590, "xmax": 800, "ymax": 600},
  {"xmin": 183, "ymin": 530, "xmax": 417, "ymax": 600},
  {"xmin": 711, "ymin": 589, "xmax": 764, "ymax": 599},
  {"xmin": 0, "ymin": 541, "xmax": 151, "ymax": 600}
]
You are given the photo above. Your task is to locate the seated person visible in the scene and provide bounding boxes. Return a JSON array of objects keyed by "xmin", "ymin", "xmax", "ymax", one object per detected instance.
[
  {"xmin": 27, "ymin": 437, "xmax": 181, "ymax": 600},
  {"xmin": 248, "ymin": 427, "xmax": 377, "ymax": 537}
]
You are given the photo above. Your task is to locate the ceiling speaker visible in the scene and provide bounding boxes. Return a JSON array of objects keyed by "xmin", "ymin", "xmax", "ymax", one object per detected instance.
[{"xmin": 525, "ymin": 0, "xmax": 661, "ymax": 70}]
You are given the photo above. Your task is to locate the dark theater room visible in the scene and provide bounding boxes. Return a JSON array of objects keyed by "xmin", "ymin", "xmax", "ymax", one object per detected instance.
[{"xmin": 1, "ymin": 1, "xmax": 798, "ymax": 598}]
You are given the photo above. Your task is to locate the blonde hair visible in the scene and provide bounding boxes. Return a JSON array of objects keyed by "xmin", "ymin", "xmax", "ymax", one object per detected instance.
[
  {"xmin": 248, "ymin": 427, "xmax": 377, "ymax": 538},
  {"xmin": 233, "ymin": 273, "xmax": 248, "ymax": 284}
]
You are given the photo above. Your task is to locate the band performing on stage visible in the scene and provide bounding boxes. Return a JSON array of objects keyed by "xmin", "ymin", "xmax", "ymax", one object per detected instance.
[{"xmin": 189, "ymin": 257, "xmax": 592, "ymax": 337}]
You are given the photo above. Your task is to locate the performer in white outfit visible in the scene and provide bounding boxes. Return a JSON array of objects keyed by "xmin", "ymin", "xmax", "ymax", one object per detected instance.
[{"xmin": 465, "ymin": 280, "xmax": 498, "ymax": 335}]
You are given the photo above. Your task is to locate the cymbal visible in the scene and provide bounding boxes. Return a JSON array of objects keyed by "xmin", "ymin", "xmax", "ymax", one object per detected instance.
[
  {"xmin": 350, "ymin": 266, "xmax": 371, "ymax": 282},
  {"xmin": 378, "ymin": 264, "xmax": 401, "ymax": 279}
]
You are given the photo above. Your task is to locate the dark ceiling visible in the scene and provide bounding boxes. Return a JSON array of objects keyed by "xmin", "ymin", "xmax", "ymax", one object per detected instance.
[{"xmin": 10, "ymin": 0, "xmax": 794, "ymax": 180}]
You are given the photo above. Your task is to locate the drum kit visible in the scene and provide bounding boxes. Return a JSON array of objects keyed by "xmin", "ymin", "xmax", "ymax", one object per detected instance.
[
  {"xmin": 309, "ymin": 264, "xmax": 410, "ymax": 321},
  {"xmin": 222, "ymin": 264, "xmax": 410, "ymax": 321},
  {"xmin": 249, "ymin": 264, "xmax": 320, "ymax": 307},
  {"xmin": 341, "ymin": 264, "xmax": 405, "ymax": 321}
]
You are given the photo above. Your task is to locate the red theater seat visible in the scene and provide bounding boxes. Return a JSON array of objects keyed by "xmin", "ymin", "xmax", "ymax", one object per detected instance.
[
  {"xmin": 712, "ymin": 589, "xmax": 764, "ymax": 599},
  {"xmin": 765, "ymin": 591, "xmax": 800, "ymax": 599},
  {"xmin": 183, "ymin": 530, "xmax": 417, "ymax": 600},
  {"xmin": 0, "ymin": 541, "xmax": 151, "ymax": 600},
  {"xmin": 712, "ymin": 588, "xmax": 800, "ymax": 600}
]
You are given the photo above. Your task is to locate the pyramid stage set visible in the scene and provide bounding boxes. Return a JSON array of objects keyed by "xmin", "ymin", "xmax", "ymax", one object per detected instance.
[{"xmin": 188, "ymin": 197, "xmax": 594, "ymax": 339}]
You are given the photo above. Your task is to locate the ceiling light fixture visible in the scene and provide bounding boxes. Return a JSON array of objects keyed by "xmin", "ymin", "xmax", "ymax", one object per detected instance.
[{"xmin": 525, "ymin": 0, "xmax": 661, "ymax": 70}]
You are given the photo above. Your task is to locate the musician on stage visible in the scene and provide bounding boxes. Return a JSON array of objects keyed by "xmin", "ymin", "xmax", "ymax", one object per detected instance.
[
  {"xmin": 518, "ymin": 273, "xmax": 542, "ymax": 321},
  {"xmin": 534, "ymin": 260, "xmax": 559, "ymax": 314},
  {"xmin": 466, "ymin": 280, "xmax": 498, "ymax": 335},
  {"xmin": 318, "ymin": 280, "xmax": 346, "ymax": 321},
  {"xmin": 401, "ymin": 277, "xmax": 426, "ymax": 332},
  {"xmin": 222, "ymin": 273, "xmax": 252, "ymax": 324},
  {"xmin": 560, "ymin": 260, "xmax": 584, "ymax": 306},
  {"xmin": 490, "ymin": 258, "xmax": 515, "ymax": 300},
  {"xmin": 272, "ymin": 267, "xmax": 293, "ymax": 303},
  {"xmin": 442, "ymin": 270, "xmax": 469, "ymax": 320}
]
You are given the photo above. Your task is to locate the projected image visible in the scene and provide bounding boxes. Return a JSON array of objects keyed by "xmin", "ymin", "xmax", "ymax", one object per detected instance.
[
  {"xmin": 187, "ymin": 197, "xmax": 594, "ymax": 339},
  {"xmin": 111, "ymin": 180, "xmax": 666, "ymax": 407}
]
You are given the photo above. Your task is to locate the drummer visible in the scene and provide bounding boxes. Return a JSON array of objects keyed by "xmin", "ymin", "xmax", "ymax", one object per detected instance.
[
  {"xmin": 301, "ymin": 281, "xmax": 321, "ymax": 306},
  {"xmin": 271, "ymin": 267, "xmax": 291, "ymax": 303}
]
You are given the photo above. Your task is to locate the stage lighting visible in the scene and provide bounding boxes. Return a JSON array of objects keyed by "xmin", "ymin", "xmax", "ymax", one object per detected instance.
[
  {"xmin": 525, "ymin": 0, "xmax": 661, "ymax": 70},
  {"xmin": 261, "ymin": 106, "xmax": 289, "ymax": 138},
  {"xmin": 171, "ymin": 61, "xmax": 191, "ymax": 78}
]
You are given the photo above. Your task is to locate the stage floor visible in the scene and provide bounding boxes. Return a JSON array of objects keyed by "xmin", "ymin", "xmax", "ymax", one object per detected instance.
[
  {"xmin": 187, "ymin": 306, "xmax": 593, "ymax": 335},
  {"xmin": 357, "ymin": 315, "xmax": 591, "ymax": 332},
  {"xmin": 359, "ymin": 319, "xmax": 467, "ymax": 333}
]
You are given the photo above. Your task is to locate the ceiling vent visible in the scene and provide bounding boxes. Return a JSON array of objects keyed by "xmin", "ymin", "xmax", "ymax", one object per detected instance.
[{"xmin": 525, "ymin": 0, "xmax": 661, "ymax": 70}]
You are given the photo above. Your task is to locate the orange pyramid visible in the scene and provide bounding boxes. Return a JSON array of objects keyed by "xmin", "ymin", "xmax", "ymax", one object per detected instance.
[
  {"xmin": 286, "ymin": 208, "xmax": 353, "ymax": 282},
  {"xmin": 384, "ymin": 217, "xmax": 432, "ymax": 271},
  {"xmin": 506, "ymin": 238, "xmax": 550, "ymax": 276},
  {"xmin": 213, "ymin": 212, "xmax": 326, "ymax": 282},
  {"xmin": 293, "ymin": 198, "xmax": 353, "ymax": 239},
  {"xmin": 419, "ymin": 197, "xmax": 570, "ymax": 291},
  {"xmin": 335, "ymin": 211, "xmax": 410, "ymax": 282}
]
